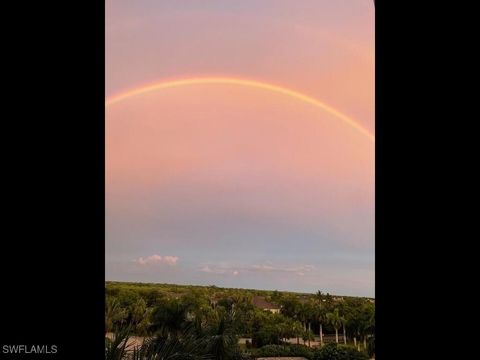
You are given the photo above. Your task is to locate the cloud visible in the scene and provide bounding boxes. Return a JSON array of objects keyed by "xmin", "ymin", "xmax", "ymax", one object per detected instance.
[
  {"xmin": 199, "ymin": 262, "xmax": 315, "ymax": 277},
  {"xmin": 199, "ymin": 265, "xmax": 213, "ymax": 273},
  {"xmin": 199, "ymin": 265, "xmax": 229, "ymax": 274},
  {"xmin": 163, "ymin": 256, "xmax": 179, "ymax": 265},
  {"xmin": 250, "ymin": 264, "xmax": 315, "ymax": 276},
  {"xmin": 135, "ymin": 254, "xmax": 179, "ymax": 266}
]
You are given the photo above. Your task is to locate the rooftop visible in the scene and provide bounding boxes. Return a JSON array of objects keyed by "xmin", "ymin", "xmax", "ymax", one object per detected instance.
[{"xmin": 252, "ymin": 295, "xmax": 280, "ymax": 310}]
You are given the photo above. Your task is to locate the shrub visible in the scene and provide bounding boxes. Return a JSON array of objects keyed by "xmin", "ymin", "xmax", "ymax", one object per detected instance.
[
  {"xmin": 343, "ymin": 346, "xmax": 369, "ymax": 360},
  {"xmin": 313, "ymin": 343, "xmax": 369, "ymax": 360},
  {"xmin": 289, "ymin": 344, "xmax": 315, "ymax": 359},
  {"xmin": 253, "ymin": 328, "xmax": 282, "ymax": 347},
  {"xmin": 256, "ymin": 344, "xmax": 289, "ymax": 357},
  {"xmin": 255, "ymin": 344, "xmax": 314, "ymax": 359}
]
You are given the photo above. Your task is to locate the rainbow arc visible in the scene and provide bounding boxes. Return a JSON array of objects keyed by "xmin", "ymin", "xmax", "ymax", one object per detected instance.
[{"xmin": 106, "ymin": 77, "xmax": 374, "ymax": 142}]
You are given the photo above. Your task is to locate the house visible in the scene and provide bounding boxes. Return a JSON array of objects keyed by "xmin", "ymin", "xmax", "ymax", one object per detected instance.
[{"xmin": 252, "ymin": 295, "xmax": 281, "ymax": 314}]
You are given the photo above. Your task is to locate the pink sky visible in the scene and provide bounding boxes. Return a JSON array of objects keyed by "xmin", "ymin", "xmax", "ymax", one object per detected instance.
[{"xmin": 106, "ymin": 0, "xmax": 374, "ymax": 296}]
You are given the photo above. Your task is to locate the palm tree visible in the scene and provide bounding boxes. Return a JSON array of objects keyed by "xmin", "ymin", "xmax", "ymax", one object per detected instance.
[
  {"xmin": 315, "ymin": 291, "xmax": 327, "ymax": 347},
  {"xmin": 105, "ymin": 296, "xmax": 127, "ymax": 334},
  {"xmin": 349, "ymin": 301, "xmax": 372, "ymax": 351},
  {"xmin": 128, "ymin": 298, "xmax": 151, "ymax": 335},
  {"xmin": 150, "ymin": 299, "xmax": 187, "ymax": 338},
  {"xmin": 361, "ymin": 303, "xmax": 375, "ymax": 350},
  {"xmin": 109, "ymin": 316, "xmax": 241, "ymax": 360},
  {"xmin": 351, "ymin": 308, "xmax": 364, "ymax": 350},
  {"xmin": 318, "ymin": 308, "xmax": 326, "ymax": 347},
  {"xmin": 336, "ymin": 302, "xmax": 348, "ymax": 345},
  {"xmin": 341, "ymin": 316, "xmax": 347, "ymax": 345},
  {"xmin": 292, "ymin": 321, "xmax": 303, "ymax": 345},
  {"xmin": 131, "ymin": 326, "xmax": 210, "ymax": 360},
  {"xmin": 324, "ymin": 293, "xmax": 334, "ymax": 307},
  {"xmin": 129, "ymin": 298, "xmax": 146, "ymax": 323},
  {"xmin": 105, "ymin": 325, "xmax": 133, "ymax": 360},
  {"xmin": 279, "ymin": 295, "xmax": 301, "ymax": 322},
  {"xmin": 202, "ymin": 310, "xmax": 242, "ymax": 360},
  {"xmin": 305, "ymin": 301, "xmax": 316, "ymax": 347},
  {"xmin": 348, "ymin": 311, "xmax": 361, "ymax": 350},
  {"xmin": 296, "ymin": 302, "xmax": 309, "ymax": 331},
  {"xmin": 326, "ymin": 309, "xmax": 343, "ymax": 344},
  {"xmin": 301, "ymin": 328, "xmax": 314, "ymax": 346}
]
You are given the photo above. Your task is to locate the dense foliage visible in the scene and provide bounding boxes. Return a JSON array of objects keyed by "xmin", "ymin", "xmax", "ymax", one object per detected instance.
[
  {"xmin": 255, "ymin": 344, "xmax": 314, "ymax": 358},
  {"xmin": 105, "ymin": 282, "xmax": 375, "ymax": 359},
  {"xmin": 313, "ymin": 343, "xmax": 369, "ymax": 360}
]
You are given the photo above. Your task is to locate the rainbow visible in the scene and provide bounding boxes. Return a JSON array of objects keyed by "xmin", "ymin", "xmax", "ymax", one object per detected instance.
[{"xmin": 106, "ymin": 77, "xmax": 374, "ymax": 142}]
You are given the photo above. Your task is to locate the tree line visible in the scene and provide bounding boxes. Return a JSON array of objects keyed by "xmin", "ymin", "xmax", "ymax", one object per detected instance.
[{"xmin": 105, "ymin": 282, "xmax": 374, "ymax": 359}]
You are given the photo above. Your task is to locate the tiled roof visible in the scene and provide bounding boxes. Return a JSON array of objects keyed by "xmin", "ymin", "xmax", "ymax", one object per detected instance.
[{"xmin": 252, "ymin": 295, "xmax": 280, "ymax": 310}]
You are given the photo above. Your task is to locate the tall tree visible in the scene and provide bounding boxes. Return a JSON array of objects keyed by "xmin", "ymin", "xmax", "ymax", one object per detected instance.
[
  {"xmin": 105, "ymin": 296, "xmax": 127, "ymax": 334},
  {"xmin": 326, "ymin": 308, "xmax": 343, "ymax": 344},
  {"xmin": 342, "ymin": 316, "xmax": 347, "ymax": 345},
  {"xmin": 292, "ymin": 320, "xmax": 303, "ymax": 345},
  {"xmin": 361, "ymin": 302, "xmax": 375, "ymax": 350},
  {"xmin": 315, "ymin": 291, "xmax": 327, "ymax": 347},
  {"xmin": 129, "ymin": 297, "xmax": 151, "ymax": 335},
  {"xmin": 343, "ymin": 298, "xmax": 364, "ymax": 350},
  {"xmin": 279, "ymin": 295, "xmax": 300, "ymax": 319},
  {"xmin": 296, "ymin": 302, "xmax": 309, "ymax": 331},
  {"xmin": 203, "ymin": 310, "xmax": 241, "ymax": 360},
  {"xmin": 150, "ymin": 298, "xmax": 187, "ymax": 338},
  {"xmin": 337, "ymin": 301, "xmax": 348, "ymax": 345}
]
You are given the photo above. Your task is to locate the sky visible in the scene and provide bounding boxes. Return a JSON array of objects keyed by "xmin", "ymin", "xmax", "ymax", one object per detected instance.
[{"xmin": 106, "ymin": 0, "xmax": 375, "ymax": 297}]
